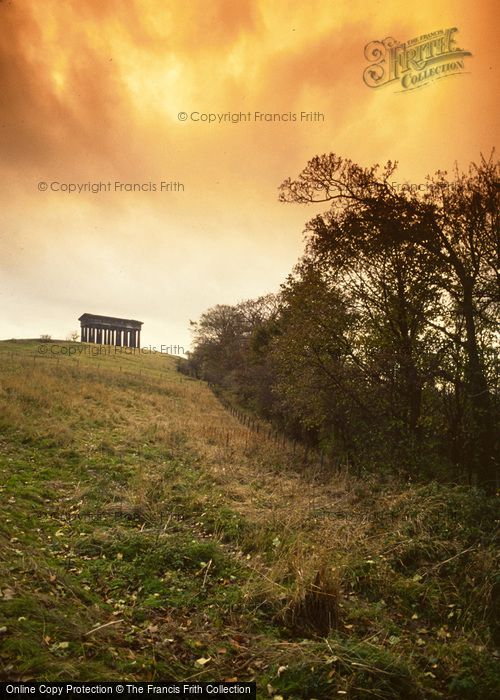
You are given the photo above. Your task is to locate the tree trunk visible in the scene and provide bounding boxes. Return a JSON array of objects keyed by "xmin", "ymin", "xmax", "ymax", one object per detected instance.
[{"xmin": 462, "ymin": 280, "xmax": 497, "ymax": 493}]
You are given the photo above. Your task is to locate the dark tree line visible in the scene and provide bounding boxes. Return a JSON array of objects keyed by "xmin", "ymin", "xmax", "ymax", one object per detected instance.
[{"xmin": 184, "ymin": 154, "xmax": 499, "ymax": 492}]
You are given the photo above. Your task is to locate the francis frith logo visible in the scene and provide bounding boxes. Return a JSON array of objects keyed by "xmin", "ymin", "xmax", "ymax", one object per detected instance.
[{"xmin": 363, "ymin": 27, "xmax": 472, "ymax": 91}]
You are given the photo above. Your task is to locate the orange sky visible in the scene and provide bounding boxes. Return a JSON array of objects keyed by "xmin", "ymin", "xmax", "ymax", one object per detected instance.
[{"xmin": 1, "ymin": 0, "xmax": 498, "ymax": 351}]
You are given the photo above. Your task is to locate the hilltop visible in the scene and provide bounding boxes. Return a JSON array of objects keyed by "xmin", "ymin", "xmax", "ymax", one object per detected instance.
[{"xmin": 0, "ymin": 341, "xmax": 498, "ymax": 698}]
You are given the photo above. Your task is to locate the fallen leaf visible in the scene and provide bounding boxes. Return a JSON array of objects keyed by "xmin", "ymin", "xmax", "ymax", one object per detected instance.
[
  {"xmin": 436, "ymin": 627, "xmax": 450, "ymax": 640},
  {"xmin": 194, "ymin": 656, "xmax": 211, "ymax": 668}
]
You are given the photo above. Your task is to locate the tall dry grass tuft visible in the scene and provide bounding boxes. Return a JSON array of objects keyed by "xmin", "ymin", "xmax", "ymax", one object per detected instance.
[{"xmin": 283, "ymin": 566, "xmax": 341, "ymax": 637}]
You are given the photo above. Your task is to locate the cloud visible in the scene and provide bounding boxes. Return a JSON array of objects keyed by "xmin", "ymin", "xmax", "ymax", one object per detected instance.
[{"xmin": 0, "ymin": 0, "xmax": 497, "ymax": 345}]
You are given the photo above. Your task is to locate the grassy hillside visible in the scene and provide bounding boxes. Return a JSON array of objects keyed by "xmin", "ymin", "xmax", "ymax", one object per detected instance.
[{"xmin": 0, "ymin": 340, "xmax": 498, "ymax": 698}]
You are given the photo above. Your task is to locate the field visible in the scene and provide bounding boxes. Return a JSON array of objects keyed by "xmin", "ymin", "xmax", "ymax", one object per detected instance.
[{"xmin": 0, "ymin": 340, "xmax": 498, "ymax": 698}]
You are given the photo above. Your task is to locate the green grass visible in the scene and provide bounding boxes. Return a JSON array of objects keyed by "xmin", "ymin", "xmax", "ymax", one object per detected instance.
[{"xmin": 0, "ymin": 340, "xmax": 499, "ymax": 697}]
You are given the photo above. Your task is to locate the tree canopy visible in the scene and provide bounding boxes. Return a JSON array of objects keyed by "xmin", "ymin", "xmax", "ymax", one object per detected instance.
[{"xmin": 187, "ymin": 154, "xmax": 499, "ymax": 491}]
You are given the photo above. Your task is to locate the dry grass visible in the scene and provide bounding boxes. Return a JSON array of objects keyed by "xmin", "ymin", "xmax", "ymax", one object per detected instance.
[{"xmin": 0, "ymin": 341, "xmax": 498, "ymax": 697}]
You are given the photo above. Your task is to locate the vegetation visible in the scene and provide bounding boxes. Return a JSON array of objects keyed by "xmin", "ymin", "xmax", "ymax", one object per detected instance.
[
  {"xmin": 186, "ymin": 155, "xmax": 499, "ymax": 492},
  {"xmin": 0, "ymin": 341, "xmax": 498, "ymax": 697}
]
